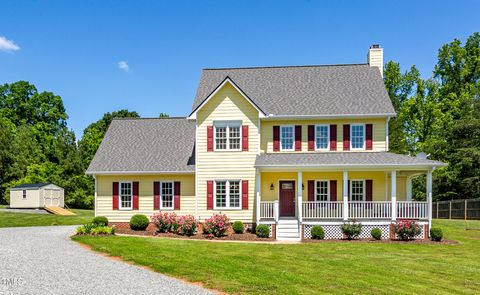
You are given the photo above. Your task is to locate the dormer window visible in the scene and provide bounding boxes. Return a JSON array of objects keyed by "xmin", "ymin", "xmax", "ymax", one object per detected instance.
[
  {"xmin": 214, "ymin": 122, "xmax": 241, "ymax": 151},
  {"xmin": 351, "ymin": 124, "xmax": 365, "ymax": 150},
  {"xmin": 280, "ymin": 125, "xmax": 294, "ymax": 151}
]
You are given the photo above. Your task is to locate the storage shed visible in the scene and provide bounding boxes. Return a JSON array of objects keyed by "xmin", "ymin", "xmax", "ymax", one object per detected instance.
[{"xmin": 9, "ymin": 183, "xmax": 64, "ymax": 208}]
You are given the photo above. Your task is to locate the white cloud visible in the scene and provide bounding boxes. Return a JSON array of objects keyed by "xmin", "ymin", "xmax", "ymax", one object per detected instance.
[
  {"xmin": 118, "ymin": 61, "xmax": 130, "ymax": 72},
  {"xmin": 0, "ymin": 36, "xmax": 20, "ymax": 52}
]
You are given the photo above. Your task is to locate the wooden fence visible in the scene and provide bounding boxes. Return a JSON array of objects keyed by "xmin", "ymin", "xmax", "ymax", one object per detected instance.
[{"xmin": 433, "ymin": 199, "xmax": 480, "ymax": 220}]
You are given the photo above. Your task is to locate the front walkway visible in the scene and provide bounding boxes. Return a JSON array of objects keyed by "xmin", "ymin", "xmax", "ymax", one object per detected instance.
[{"xmin": 0, "ymin": 226, "xmax": 213, "ymax": 295}]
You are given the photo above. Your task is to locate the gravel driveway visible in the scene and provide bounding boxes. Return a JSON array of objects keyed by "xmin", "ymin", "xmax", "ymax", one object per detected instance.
[{"xmin": 0, "ymin": 226, "xmax": 214, "ymax": 295}]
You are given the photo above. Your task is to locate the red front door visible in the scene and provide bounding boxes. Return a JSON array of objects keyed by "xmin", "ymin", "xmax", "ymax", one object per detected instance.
[{"xmin": 279, "ymin": 181, "xmax": 296, "ymax": 217}]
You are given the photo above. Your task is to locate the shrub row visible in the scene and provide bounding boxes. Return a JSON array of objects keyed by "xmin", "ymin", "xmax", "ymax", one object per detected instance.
[
  {"xmin": 150, "ymin": 212, "xmax": 198, "ymax": 236},
  {"xmin": 76, "ymin": 216, "xmax": 115, "ymax": 235}
]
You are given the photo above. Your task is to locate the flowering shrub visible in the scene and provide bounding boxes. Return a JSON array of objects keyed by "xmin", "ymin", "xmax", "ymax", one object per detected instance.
[
  {"xmin": 393, "ymin": 219, "xmax": 422, "ymax": 240},
  {"xmin": 176, "ymin": 215, "xmax": 198, "ymax": 236},
  {"xmin": 341, "ymin": 221, "xmax": 362, "ymax": 240},
  {"xmin": 151, "ymin": 212, "xmax": 178, "ymax": 233},
  {"xmin": 203, "ymin": 213, "xmax": 230, "ymax": 237}
]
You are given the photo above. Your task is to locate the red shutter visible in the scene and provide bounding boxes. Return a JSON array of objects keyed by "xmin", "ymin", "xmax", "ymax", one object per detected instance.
[
  {"xmin": 330, "ymin": 180, "xmax": 337, "ymax": 201},
  {"xmin": 366, "ymin": 124, "xmax": 373, "ymax": 150},
  {"xmin": 112, "ymin": 182, "xmax": 119, "ymax": 210},
  {"xmin": 295, "ymin": 125, "xmax": 302, "ymax": 151},
  {"xmin": 273, "ymin": 126, "xmax": 280, "ymax": 151},
  {"xmin": 308, "ymin": 125, "xmax": 315, "ymax": 151},
  {"xmin": 153, "ymin": 181, "xmax": 160, "ymax": 210},
  {"xmin": 330, "ymin": 125, "xmax": 337, "ymax": 151},
  {"xmin": 242, "ymin": 180, "xmax": 248, "ymax": 209},
  {"xmin": 343, "ymin": 124, "xmax": 350, "ymax": 151},
  {"xmin": 174, "ymin": 181, "xmax": 181, "ymax": 210},
  {"xmin": 308, "ymin": 180, "xmax": 315, "ymax": 201},
  {"xmin": 207, "ymin": 126, "xmax": 214, "ymax": 152},
  {"xmin": 133, "ymin": 181, "xmax": 139, "ymax": 210},
  {"xmin": 207, "ymin": 181, "xmax": 213, "ymax": 210},
  {"xmin": 366, "ymin": 180, "xmax": 373, "ymax": 201},
  {"xmin": 242, "ymin": 125, "xmax": 249, "ymax": 151}
]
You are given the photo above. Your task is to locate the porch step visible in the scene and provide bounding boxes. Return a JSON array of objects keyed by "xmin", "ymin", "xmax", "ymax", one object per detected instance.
[{"xmin": 276, "ymin": 219, "xmax": 300, "ymax": 241}]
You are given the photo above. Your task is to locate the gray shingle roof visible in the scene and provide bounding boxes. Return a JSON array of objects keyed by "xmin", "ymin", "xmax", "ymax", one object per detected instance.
[
  {"xmin": 12, "ymin": 183, "xmax": 52, "ymax": 189},
  {"xmin": 87, "ymin": 118, "xmax": 195, "ymax": 173},
  {"xmin": 255, "ymin": 152, "xmax": 446, "ymax": 168},
  {"xmin": 192, "ymin": 64, "xmax": 395, "ymax": 116}
]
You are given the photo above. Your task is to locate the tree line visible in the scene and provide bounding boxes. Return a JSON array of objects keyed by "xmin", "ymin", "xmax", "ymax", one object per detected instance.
[{"xmin": 0, "ymin": 33, "xmax": 478, "ymax": 208}]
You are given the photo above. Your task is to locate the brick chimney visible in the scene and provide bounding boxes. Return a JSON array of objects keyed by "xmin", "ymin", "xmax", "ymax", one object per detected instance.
[{"xmin": 368, "ymin": 44, "xmax": 383, "ymax": 77}]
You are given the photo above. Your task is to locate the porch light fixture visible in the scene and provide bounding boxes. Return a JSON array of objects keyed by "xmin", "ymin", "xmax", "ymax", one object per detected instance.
[{"xmin": 270, "ymin": 183, "xmax": 274, "ymax": 191}]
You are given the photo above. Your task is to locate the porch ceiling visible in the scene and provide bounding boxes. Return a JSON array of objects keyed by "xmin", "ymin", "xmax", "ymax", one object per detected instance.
[{"xmin": 255, "ymin": 152, "xmax": 446, "ymax": 171}]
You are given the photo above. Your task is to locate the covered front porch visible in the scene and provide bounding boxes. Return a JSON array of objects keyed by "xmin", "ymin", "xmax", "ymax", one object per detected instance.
[{"xmin": 254, "ymin": 152, "xmax": 445, "ymax": 240}]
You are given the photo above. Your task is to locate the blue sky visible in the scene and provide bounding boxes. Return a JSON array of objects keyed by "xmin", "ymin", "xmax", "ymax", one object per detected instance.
[{"xmin": 1, "ymin": 0, "xmax": 479, "ymax": 137}]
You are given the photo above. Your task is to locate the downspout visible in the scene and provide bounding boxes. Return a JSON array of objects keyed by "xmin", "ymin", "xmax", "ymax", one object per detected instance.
[
  {"xmin": 94, "ymin": 175, "xmax": 97, "ymax": 217},
  {"xmin": 386, "ymin": 116, "xmax": 390, "ymax": 151}
]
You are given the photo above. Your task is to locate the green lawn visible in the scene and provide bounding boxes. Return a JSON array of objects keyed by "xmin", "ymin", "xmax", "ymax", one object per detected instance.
[
  {"xmin": 0, "ymin": 209, "xmax": 93, "ymax": 227},
  {"xmin": 73, "ymin": 220, "xmax": 480, "ymax": 294}
]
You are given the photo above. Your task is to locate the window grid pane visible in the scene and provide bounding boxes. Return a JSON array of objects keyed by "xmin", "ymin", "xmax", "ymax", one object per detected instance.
[
  {"xmin": 281, "ymin": 126, "xmax": 294, "ymax": 150},
  {"xmin": 216, "ymin": 181, "xmax": 227, "ymax": 208},
  {"xmin": 351, "ymin": 125, "xmax": 364, "ymax": 149},
  {"xmin": 229, "ymin": 181, "xmax": 240, "ymax": 208},
  {"xmin": 120, "ymin": 182, "xmax": 132, "ymax": 208},
  {"xmin": 215, "ymin": 127, "xmax": 227, "ymax": 150},
  {"xmin": 315, "ymin": 125, "xmax": 329, "ymax": 149},
  {"xmin": 316, "ymin": 181, "xmax": 329, "ymax": 201},
  {"xmin": 229, "ymin": 126, "xmax": 241, "ymax": 150},
  {"xmin": 351, "ymin": 180, "xmax": 364, "ymax": 201},
  {"xmin": 161, "ymin": 182, "xmax": 173, "ymax": 209}
]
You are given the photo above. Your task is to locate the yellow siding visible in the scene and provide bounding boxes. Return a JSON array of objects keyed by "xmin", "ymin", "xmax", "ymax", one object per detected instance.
[
  {"xmin": 196, "ymin": 82, "xmax": 259, "ymax": 223},
  {"xmin": 261, "ymin": 171, "xmax": 407, "ymax": 202},
  {"xmin": 96, "ymin": 174, "xmax": 195, "ymax": 222},
  {"xmin": 260, "ymin": 118, "xmax": 387, "ymax": 153}
]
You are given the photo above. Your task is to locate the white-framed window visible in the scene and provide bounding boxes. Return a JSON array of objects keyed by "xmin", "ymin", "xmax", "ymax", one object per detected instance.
[
  {"xmin": 22, "ymin": 190, "xmax": 26, "ymax": 199},
  {"xmin": 214, "ymin": 122, "xmax": 241, "ymax": 151},
  {"xmin": 315, "ymin": 125, "xmax": 329, "ymax": 150},
  {"xmin": 315, "ymin": 180, "xmax": 329, "ymax": 201},
  {"xmin": 280, "ymin": 125, "xmax": 294, "ymax": 151},
  {"xmin": 350, "ymin": 180, "xmax": 365, "ymax": 201},
  {"xmin": 119, "ymin": 182, "xmax": 133, "ymax": 210},
  {"xmin": 215, "ymin": 180, "xmax": 241, "ymax": 209},
  {"xmin": 160, "ymin": 181, "xmax": 174, "ymax": 209},
  {"xmin": 351, "ymin": 124, "xmax": 365, "ymax": 150}
]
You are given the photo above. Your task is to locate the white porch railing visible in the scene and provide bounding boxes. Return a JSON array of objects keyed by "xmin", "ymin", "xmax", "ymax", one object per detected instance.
[
  {"xmin": 260, "ymin": 201, "xmax": 276, "ymax": 219},
  {"xmin": 302, "ymin": 201, "xmax": 343, "ymax": 219},
  {"xmin": 348, "ymin": 201, "xmax": 392, "ymax": 219},
  {"xmin": 397, "ymin": 201, "xmax": 428, "ymax": 219}
]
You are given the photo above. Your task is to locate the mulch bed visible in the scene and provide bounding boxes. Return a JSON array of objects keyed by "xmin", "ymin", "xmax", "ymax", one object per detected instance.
[
  {"xmin": 303, "ymin": 238, "xmax": 458, "ymax": 245},
  {"xmin": 114, "ymin": 227, "xmax": 275, "ymax": 241}
]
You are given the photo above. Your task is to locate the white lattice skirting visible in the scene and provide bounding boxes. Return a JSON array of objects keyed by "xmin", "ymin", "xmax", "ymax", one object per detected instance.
[{"xmin": 304, "ymin": 224, "xmax": 390, "ymax": 240}]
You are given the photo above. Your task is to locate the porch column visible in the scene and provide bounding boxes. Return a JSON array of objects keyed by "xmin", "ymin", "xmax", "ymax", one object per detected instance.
[
  {"xmin": 427, "ymin": 170, "xmax": 433, "ymax": 232},
  {"xmin": 406, "ymin": 176, "xmax": 413, "ymax": 201},
  {"xmin": 297, "ymin": 171, "xmax": 303, "ymax": 223},
  {"xmin": 256, "ymin": 171, "xmax": 261, "ymax": 225},
  {"xmin": 343, "ymin": 171, "xmax": 348, "ymax": 221},
  {"xmin": 391, "ymin": 170, "xmax": 397, "ymax": 221}
]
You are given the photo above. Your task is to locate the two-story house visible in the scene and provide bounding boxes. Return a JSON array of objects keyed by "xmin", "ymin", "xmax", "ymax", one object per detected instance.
[{"xmin": 87, "ymin": 45, "xmax": 446, "ymax": 241}]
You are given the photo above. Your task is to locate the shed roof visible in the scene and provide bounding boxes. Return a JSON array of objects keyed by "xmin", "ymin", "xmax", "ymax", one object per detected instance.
[{"xmin": 12, "ymin": 183, "xmax": 55, "ymax": 189}]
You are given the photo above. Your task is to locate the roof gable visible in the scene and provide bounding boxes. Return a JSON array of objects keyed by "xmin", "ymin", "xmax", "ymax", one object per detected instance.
[
  {"xmin": 188, "ymin": 77, "xmax": 266, "ymax": 119},
  {"xmin": 192, "ymin": 64, "xmax": 395, "ymax": 117}
]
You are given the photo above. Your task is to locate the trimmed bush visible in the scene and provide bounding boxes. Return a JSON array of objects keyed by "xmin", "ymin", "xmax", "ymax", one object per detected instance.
[
  {"xmin": 256, "ymin": 224, "xmax": 270, "ymax": 238},
  {"xmin": 203, "ymin": 214, "xmax": 230, "ymax": 237},
  {"xmin": 92, "ymin": 216, "xmax": 109, "ymax": 226},
  {"xmin": 232, "ymin": 221, "xmax": 245, "ymax": 234},
  {"xmin": 311, "ymin": 226, "xmax": 325, "ymax": 239},
  {"xmin": 176, "ymin": 215, "xmax": 198, "ymax": 236},
  {"xmin": 151, "ymin": 212, "xmax": 178, "ymax": 233},
  {"xmin": 393, "ymin": 220, "xmax": 421, "ymax": 240},
  {"xmin": 371, "ymin": 228, "xmax": 382, "ymax": 240},
  {"xmin": 129, "ymin": 214, "xmax": 149, "ymax": 231},
  {"xmin": 430, "ymin": 227, "xmax": 443, "ymax": 242},
  {"xmin": 341, "ymin": 221, "xmax": 362, "ymax": 240}
]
